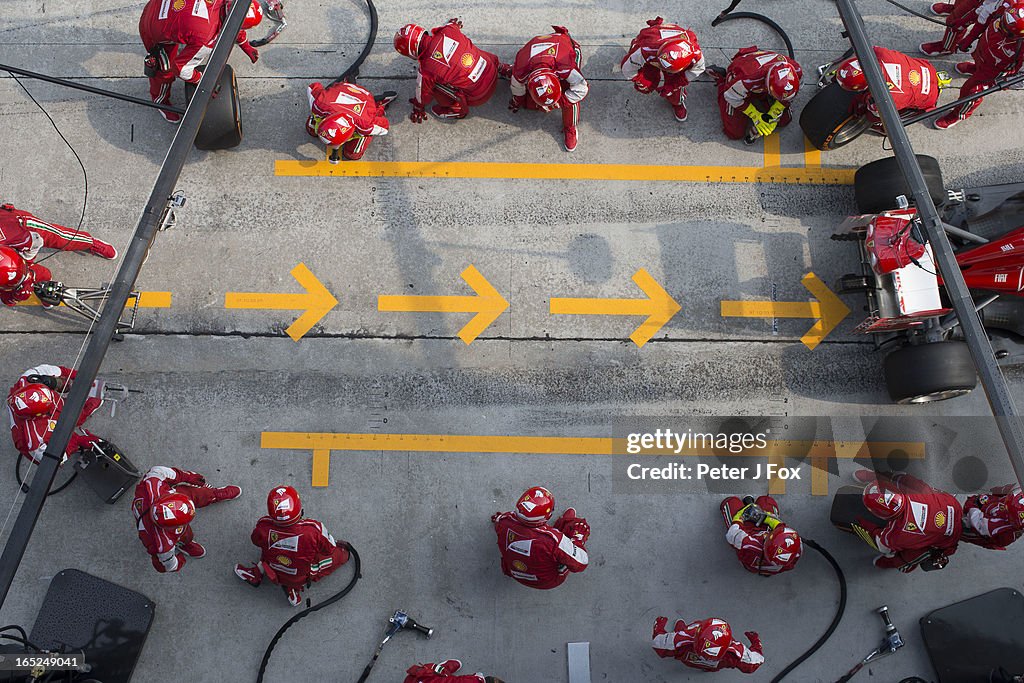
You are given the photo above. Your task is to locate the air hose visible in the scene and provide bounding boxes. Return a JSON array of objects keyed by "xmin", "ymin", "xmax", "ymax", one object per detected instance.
[
  {"xmin": 712, "ymin": 11, "xmax": 796, "ymax": 60},
  {"xmin": 770, "ymin": 539, "xmax": 848, "ymax": 682},
  {"xmin": 256, "ymin": 544, "xmax": 362, "ymax": 683},
  {"xmin": 331, "ymin": 0, "xmax": 378, "ymax": 84}
]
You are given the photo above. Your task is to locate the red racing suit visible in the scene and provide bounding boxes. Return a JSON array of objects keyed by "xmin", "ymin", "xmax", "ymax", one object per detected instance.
[
  {"xmin": 248, "ymin": 515, "xmax": 349, "ymax": 588},
  {"xmin": 133, "ymin": 466, "xmax": 219, "ymax": 573},
  {"xmin": 858, "ymin": 474, "xmax": 962, "ymax": 570},
  {"xmin": 962, "ymin": 485, "xmax": 1024, "ymax": 549},
  {"xmin": 404, "ymin": 661, "xmax": 486, "ymax": 682},
  {"xmin": 851, "ymin": 47, "xmax": 943, "ymax": 125},
  {"xmin": 721, "ymin": 495, "xmax": 797, "ymax": 576},
  {"xmin": 413, "ymin": 20, "xmax": 501, "ymax": 115},
  {"xmin": 620, "ymin": 18, "xmax": 705, "ymax": 109},
  {"xmin": 932, "ymin": 0, "xmax": 1003, "ymax": 53},
  {"xmin": 717, "ymin": 47, "xmax": 803, "ymax": 139},
  {"xmin": 945, "ymin": 19, "xmax": 1024, "ymax": 122},
  {"xmin": 7, "ymin": 365, "xmax": 102, "ymax": 463},
  {"xmin": 510, "ymin": 28, "xmax": 589, "ymax": 131},
  {"xmin": 306, "ymin": 81, "xmax": 390, "ymax": 160},
  {"xmin": 0, "ymin": 249, "xmax": 50, "ymax": 307},
  {"xmin": 0, "ymin": 204, "xmax": 105, "ymax": 260},
  {"xmin": 139, "ymin": 0, "xmax": 257, "ymax": 106},
  {"xmin": 492, "ymin": 509, "xmax": 589, "ymax": 589},
  {"xmin": 652, "ymin": 618, "xmax": 764, "ymax": 673}
]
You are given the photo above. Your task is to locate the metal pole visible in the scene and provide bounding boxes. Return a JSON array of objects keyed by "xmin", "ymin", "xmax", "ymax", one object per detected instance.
[
  {"xmin": 902, "ymin": 72, "xmax": 1024, "ymax": 125},
  {"xmin": 0, "ymin": 0, "xmax": 252, "ymax": 608},
  {"xmin": 835, "ymin": 0, "xmax": 1024, "ymax": 488},
  {"xmin": 0, "ymin": 63, "xmax": 187, "ymax": 115}
]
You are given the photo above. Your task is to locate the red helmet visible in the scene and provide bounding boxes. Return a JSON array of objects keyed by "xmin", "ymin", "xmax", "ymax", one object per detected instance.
[
  {"xmin": 863, "ymin": 480, "xmax": 905, "ymax": 519},
  {"xmin": 696, "ymin": 619, "xmax": 733, "ymax": 661},
  {"xmin": 526, "ymin": 69, "xmax": 562, "ymax": 108},
  {"xmin": 515, "ymin": 486, "xmax": 554, "ymax": 525},
  {"xmin": 764, "ymin": 525, "xmax": 803, "ymax": 569},
  {"xmin": 835, "ymin": 57, "xmax": 867, "ymax": 92},
  {"xmin": 7, "ymin": 383, "xmax": 57, "ymax": 418},
  {"xmin": 1005, "ymin": 489, "xmax": 1024, "ymax": 529},
  {"xmin": 394, "ymin": 23, "xmax": 428, "ymax": 59},
  {"xmin": 242, "ymin": 0, "xmax": 263, "ymax": 29},
  {"xmin": 267, "ymin": 485, "xmax": 302, "ymax": 524},
  {"xmin": 999, "ymin": 1, "xmax": 1024, "ymax": 36},
  {"xmin": 316, "ymin": 113, "xmax": 355, "ymax": 146},
  {"xmin": 766, "ymin": 62, "xmax": 801, "ymax": 101},
  {"xmin": 0, "ymin": 246, "xmax": 28, "ymax": 292},
  {"xmin": 151, "ymin": 493, "xmax": 196, "ymax": 528},
  {"xmin": 657, "ymin": 38, "xmax": 697, "ymax": 73}
]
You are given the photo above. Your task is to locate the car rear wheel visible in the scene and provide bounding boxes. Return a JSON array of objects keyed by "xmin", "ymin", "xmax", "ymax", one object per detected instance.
[
  {"xmin": 186, "ymin": 64, "xmax": 243, "ymax": 150},
  {"xmin": 799, "ymin": 82, "xmax": 870, "ymax": 151},
  {"xmin": 883, "ymin": 341, "xmax": 977, "ymax": 404},
  {"xmin": 854, "ymin": 154, "xmax": 945, "ymax": 214}
]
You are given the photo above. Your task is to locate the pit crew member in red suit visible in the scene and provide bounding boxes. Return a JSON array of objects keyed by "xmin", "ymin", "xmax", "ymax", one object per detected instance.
[
  {"xmin": 721, "ymin": 495, "xmax": 803, "ymax": 575},
  {"xmin": 7, "ymin": 364, "xmax": 103, "ymax": 463},
  {"xmin": 305, "ymin": 81, "xmax": 392, "ymax": 162},
  {"xmin": 404, "ymin": 659, "xmax": 505, "ymax": 683},
  {"xmin": 962, "ymin": 484, "xmax": 1024, "ymax": 549},
  {"xmin": 618, "ymin": 17, "xmax": 705, "ymax": 122},
  {"xmin": 652, "ymin": 616, "xmax": 765, "ymax": 673},
  {"xmin": 710, "ymin": 46, "xmax": 802, "ymax": 141}
]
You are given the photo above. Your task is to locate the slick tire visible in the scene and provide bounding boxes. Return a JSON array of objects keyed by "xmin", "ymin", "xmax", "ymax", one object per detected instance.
[
  {"xmin": 854, "ymin": 154, "xmax": 945, "ymax": 214},
  {"xmin": 883, "ymin": 341, "xmax": 977, "ymax": 404},
  {"xmin": 799, "ymin": 82, "xmax": 870, "ymax": 151}
]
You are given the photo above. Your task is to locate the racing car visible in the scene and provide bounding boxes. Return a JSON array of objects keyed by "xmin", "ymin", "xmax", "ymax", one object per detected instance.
[{"xmin": 834, "ymin": 155, "xmax": 1024, "ymax": 403}]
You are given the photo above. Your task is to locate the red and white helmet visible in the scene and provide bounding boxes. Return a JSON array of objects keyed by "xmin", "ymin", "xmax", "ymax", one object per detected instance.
[
  {"xmin": 316, "ymin": 113, "xmax": 355, "ymax": 146},
  {"xmin": 657, "ymin": 38, "xmax": 697, "ymax": 73},
  {"xmin": 151, "ymin": 493, "xmax": 196, "ymax": 528},
  {"xmin": 7, "ymin": 384, "xmax": 57, "ymax": 418},
  {"xmin": 1005, "ymin": 489, "xmax": 1024, "ymax": 529},
  {"xmin": 999, "ymin": 0, "xmax": 1024, "ymax": 37},
  {"xmin": 835, "ymin": 57, "xmax": 867, "ymax": 92},
  {"xmin": 766, "ymin": 62, "xmax": 801, "ymax": 101},
  {"xmin": 764, "ymin": 525, "xmax": 803, "ymax": 569},
  {"xmin": 267, "ymin": 485, "xmax": 302, "ymax": 524},
  {"xmin": 242, "ymin": 0, "xmax": 264, "ymax": 29},
  {"xmin": 527, "ymin": 69, "xmax": 562, "ymax": 108},
  {"xmin": 696, "ymin": 619, "xmax": 733, "ymax": 661},
  {"xmin": 862, "ymin": 480, "xmax": 905, "ymax": 519},
  {"xmin": 0, "ymin": 246, "xmax": 28, "ymax": 292},
  {"xmin": 515, "ymin": 486, "xmax": 554, "ymax": 525},
  {"xmin": 394, "ymin": 23, "xmax": 428, "ymax": 59}
]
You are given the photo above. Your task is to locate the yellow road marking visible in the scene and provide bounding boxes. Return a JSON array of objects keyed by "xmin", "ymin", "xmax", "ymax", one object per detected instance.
[
  {"xmin": 549, "ymin": 269, "xmax": 681, "ymax": 348},
  {"xmin": 763, "ymin": 134, "xmax": 781, "ymax": 169},
  {"xmin": 378, "ymin": 265, "xmax": 508, "ymax": 344},
  {"xmin": 224, "ymin": 263, "xmax": 338, "ymax": 341},
  {"xmin": 16, "ymin": 291, "xmax": 172, "ymax": 308},
  {"xmin": 261, "ymin": 431, "xmax": 925, "ymax": 494},
  {"xmin": 274, "ymin": 160, "xmax": 855, "ymax": 185},
  {"xmin": 721, "ymin": 272, "xmax": 851, "ymax": 350},
  {"xmin": 804, "ymin": 137, "xmax": 822, "ymax": 169}
]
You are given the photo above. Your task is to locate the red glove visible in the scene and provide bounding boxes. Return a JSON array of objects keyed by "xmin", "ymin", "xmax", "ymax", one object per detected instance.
[
  {"xmin": 447, "ymin": 17, "xmax": 463, "ymax": 28},
  {"xmin": 632, "ymin": 73, "xmax": 655, "ymax": 94},
  {"xmin": 744, "ymin": 631, "xmax": 763, "ymax": 652},
  {"xmin": 490, "ymin": 511, "xmax": 501, "ymax": 524},
  {"xmin": 646, "ymin": 17, "xmax": 664, "ymax": 27},
  {"xmin": 653, "ymin": 616, "xmax": 668, "ymax": 637},
  {"xmin": 409, "ymin": 99, "xmax": 427, "ymax": 123},
  {"xmin": 508, "ymin": 95, "xmax": 525, "ymax": 112},
  {"xmin": 564, "ymin": 518, "xmax": 590, "ymax": 544},
  {"xmin": 177, "ymin": 469, "xmax": 206, "ymax": 486},
  {"xmin": 239, "ymin": 41, "xmax": 259, "ymax": 64}
]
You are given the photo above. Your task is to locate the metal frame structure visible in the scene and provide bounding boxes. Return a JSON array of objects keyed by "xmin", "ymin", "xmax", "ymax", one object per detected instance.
[
  {"xmin": 834, "ymin": 0, "xmax": 1024, "ymax": 485},
  {"xmin": 0, "ymin": 0, "xmax": 253, "ymax": 607}
]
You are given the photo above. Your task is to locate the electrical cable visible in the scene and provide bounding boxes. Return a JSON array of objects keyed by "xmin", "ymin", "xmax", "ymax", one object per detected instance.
[
  {"xmin": 8, "ymin": 74, "xmax": 89, "ymax": 265},
  {"xmin": 256, "ymin": 544, "xmax": 362, "ymax": 683},
  {"xmin": 770, "ymin": 539, "xmax": 848, "ymax": 682},
  {"xmin": 14, "ymin": 456, "xmax": 77, "ymax": 497},
  {"xmin": 330, "ymin": 0, "xmax": 378, "ymax": 84}
]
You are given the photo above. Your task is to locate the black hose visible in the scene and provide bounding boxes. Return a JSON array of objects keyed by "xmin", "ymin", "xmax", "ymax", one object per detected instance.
[
  {"xmin": 881, "ymin": 0, "xmax": 947, "ymax": 25},
  {"xmin": 15, "ymin": 456, "xmax": 77, "ymax": 496},
  {"xmin": 255, "ymin": 545, "xmax": 362, "ymax": 683},
  {"xmin": 770, "ymin": 539, "xmax": 848, "ymax": 682},
  {"xmin": 711, "ymin": 12, "xmax": 796, "ymax": 59},
  {"xmin": 331, "ymin": 0, "xmax": 378, "ymax": 84}
]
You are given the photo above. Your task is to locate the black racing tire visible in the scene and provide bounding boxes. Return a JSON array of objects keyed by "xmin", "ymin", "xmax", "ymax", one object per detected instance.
[
  {"xmin": 883, "ymin": 341, "xmax": 977, "ymax": 404},
  {"xmin": 854, "ymin": 154, "xmax": 945, "ymax": 214},
  {"xmin": 188, "ymin": 64, "xmax": 243, "ymax": 150},
  {"xmin": 799, "ymin": 82, "xmax": 870, "ymax": 151}
]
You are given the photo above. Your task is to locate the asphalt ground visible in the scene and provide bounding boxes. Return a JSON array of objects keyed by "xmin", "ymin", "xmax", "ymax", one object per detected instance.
[{"xmin": 2, "ymin": 0, "xmax": 1024, "ymax": 681}]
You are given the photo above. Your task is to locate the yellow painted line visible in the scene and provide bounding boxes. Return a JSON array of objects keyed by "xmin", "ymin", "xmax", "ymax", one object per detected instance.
[
  {"xmin": 804, "ymin": 136, "xmax": 822, "ymax": 169},
  {"xmin": 763, "ymin": 134, "xmax": 781, "ymax": 169},
  {"xmin": 549, "ymin": 269, "xmax": 680, "ymax": 348},
  {"xmin": 261, "ymin": 431, "xmax": 925, "ymax": 494},
  {"xmin": 16, "ymin": 291, "xmax": 172, "ymax": 308},
  {"xmin": 224, "ymin": 263, "xmax": 338, "ymax": 341},
  {"xmin": 377, "ymin": 265, "xmax": 508, "ymax": 344},
  {"xmin": 275, "ymin": 160, "xmax": 855, "ymax": 185}
]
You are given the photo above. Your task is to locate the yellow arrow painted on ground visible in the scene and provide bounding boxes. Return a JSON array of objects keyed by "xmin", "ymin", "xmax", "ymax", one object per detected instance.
[
  {"xmin": 377, "ymin": 265, "xmax": 509, "ymax": 344},
  {"xmin": 224, "ymin": 263, "xmax": 338, "ymax": 341},
  {"xmin": 549, "ymin": 268, "xmax": 681, "ymax": 348},
  {"xmin": 720, "ymin": 272, "xmax": 850, "ymax": 350}
]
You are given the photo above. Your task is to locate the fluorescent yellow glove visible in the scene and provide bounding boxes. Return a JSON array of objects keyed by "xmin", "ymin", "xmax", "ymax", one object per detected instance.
[
  {"xmin": 852, "ymin": 524, "xmax": 879, "ymax": 550},
  {"xmin": 732, "ymin": 504, "xmax": 751, "ymax": 523},
  {"xmin": 764, "ymin": 515, "xmax": 782, "ymax": 530},
  {"xmin": 743, "ymin": 104, "xmax": 775, "ymax": 137},
  {"xmin": 766, "ymin": 100, "xmax": 786, "ymax": 122}
]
